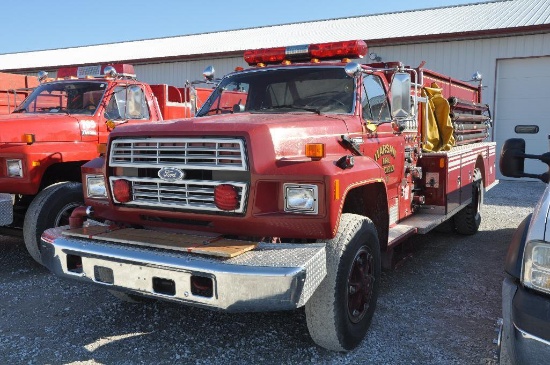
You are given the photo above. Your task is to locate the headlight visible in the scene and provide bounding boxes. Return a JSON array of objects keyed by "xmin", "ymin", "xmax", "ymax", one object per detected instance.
[
  {"xmin": 6, "ymin": 159, "xmax": 23, "ymax": 177},
  {"xmin": 86, "ymin": 174, "xmax": 107, "ymax": 198},
  {"xmin": 523, "ymin": 240, "xmax": 550, "ymax": 295},
  {"xmin": 284, "ymin": 184, "xmax": 318, "ymax": 214}
]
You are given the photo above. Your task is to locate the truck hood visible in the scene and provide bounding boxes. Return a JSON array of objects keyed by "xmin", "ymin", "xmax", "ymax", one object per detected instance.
[
  {"xmin": 110, "ymin": 113, "xmax": 356, "ymax": 159},
  {"xmin": 0, "ymin": 113, "xmax": 85, "ymax": 143}
]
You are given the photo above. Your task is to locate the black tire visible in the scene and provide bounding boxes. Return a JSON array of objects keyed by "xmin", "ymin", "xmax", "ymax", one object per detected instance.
[
  {"xmin": 454, "ymin": 168, "xmax": 483, "ymax": 235},
  {"xmin": 305, "ymin": 213, "xmax": 381, "ymax": 351},
  {"xmin": 23, "ymin": 182, "xmax": 83, "ymax": 265}
]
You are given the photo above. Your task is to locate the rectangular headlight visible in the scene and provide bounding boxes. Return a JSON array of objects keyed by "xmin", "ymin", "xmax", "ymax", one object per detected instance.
[
  {"xmin": 284, "ymin": 184, "xmax": 318, "ymax": 214},
  {"xmin": 523, "ymin": 240, "xmax": 550, "ymax": 295},
  {"xmin": 86, "ymin": 174, "xmax": 107, "ymax": 198},
  {"xmin": 6, "ymin": 159, "xmax": 23, "ymax": 177}
]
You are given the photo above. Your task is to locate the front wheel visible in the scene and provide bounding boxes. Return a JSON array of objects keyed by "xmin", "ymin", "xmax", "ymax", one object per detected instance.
[
  {"xmin": 454, "ymin": 168, "xmax": 484, "ymax": 235},
  {"xmin": 23, "ymin": 182, "xmax": 83, "ymax": 265},
  {"xmin": 305, "ymin": 213, "xmax": 381, "ymax": 351}
]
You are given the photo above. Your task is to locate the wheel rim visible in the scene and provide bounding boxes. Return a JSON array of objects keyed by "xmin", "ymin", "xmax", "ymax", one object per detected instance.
[
  {"xmin": 347, "ymin": 246, "xmax": 375, "ymax": 324},
  {"xmin": 54, "ymin": 202, "xmax": 81, "ymax": 226}
]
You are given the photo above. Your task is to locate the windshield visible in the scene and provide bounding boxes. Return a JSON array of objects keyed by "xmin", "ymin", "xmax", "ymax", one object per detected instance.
[
  {"xmin": 197, "ymin": 67, "xmax": 355, "ymax": 116},
  {"xmin": 14, "ymin": 81, "xmax": 107, "ymax": 116}
]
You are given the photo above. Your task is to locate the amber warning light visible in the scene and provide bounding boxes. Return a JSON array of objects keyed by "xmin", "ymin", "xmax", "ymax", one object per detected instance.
[{"xmin": 244, "ymin": 40, "xmax": 368, "ymax": 66}]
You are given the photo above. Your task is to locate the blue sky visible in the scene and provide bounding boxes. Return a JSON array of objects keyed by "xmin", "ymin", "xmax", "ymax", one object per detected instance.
[{"xmin": 0, "ymin": 0, "xmax": 484, "ymax": 54}]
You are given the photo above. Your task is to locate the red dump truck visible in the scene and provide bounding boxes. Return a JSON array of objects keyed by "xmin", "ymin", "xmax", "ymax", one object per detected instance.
[
  {"xmin": 0, "ymin": 63, "xmax": 212, "ymax": 264},
  {"xmin": 41, "ymin": 41, "xmax": 496, "ymax": 351},
  {"xmin": 0, "ymin": 71, "xmax": 37, "ymax": 114}
]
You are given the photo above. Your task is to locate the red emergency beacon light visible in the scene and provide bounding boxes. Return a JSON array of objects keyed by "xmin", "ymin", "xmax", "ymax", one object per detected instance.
[
  {"xmin": 56, "ymin": 64, "xmax": 136, "ymax": 79},
  {"xmin": 244, "ymin": 40, "xmax": 368, "ymax": 66}
]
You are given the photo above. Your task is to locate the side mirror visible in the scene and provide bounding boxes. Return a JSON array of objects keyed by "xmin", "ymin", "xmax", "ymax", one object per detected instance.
[
  {"xmin": 391, "ymin": 72, "xmax": 412, "ymax": 119},
  {"xmin": 500, "ymin": 138, "xmax": 526, "ymax": 177},
  {"xmin": 203, "ymin": 66, "xmax": 215, "ymax": 81},
  {"xmin": 344, "ymin": 62, "xmax": 362, "ymax": 78}
]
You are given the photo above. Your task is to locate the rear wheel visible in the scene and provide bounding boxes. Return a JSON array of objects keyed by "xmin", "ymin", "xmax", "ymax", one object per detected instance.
[
  {"xmin": 305, "ymin": 213, "xmax": 381, "ymax": 351},
  {"xmin": 23, "ymin": 182, "xmax": 83, "ymax": 265},
  {"xmin": 454, "ymin": 168, "xmax": 483, "ymax": 235}
]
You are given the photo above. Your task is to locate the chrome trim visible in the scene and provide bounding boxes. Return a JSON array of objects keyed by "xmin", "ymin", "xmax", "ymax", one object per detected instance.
[
  {"xmin": 283, "ymin": 183, "xmax": 319, "ymax": 214},
  {"xmin": 109, "ymin": 138, "xmax": 248, "ymax": 171},
  {"xmin": 109, "ymin": 176, "xmax": 248, "ymax": 213},
  {"xmin": 41, "ymin": 228, "xmax": 327, "ymax": 311}
]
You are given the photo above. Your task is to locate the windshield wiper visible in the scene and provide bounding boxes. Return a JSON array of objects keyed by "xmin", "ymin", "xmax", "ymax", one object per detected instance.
[
  {"xmin": 12, "ymin": 108, "xmax": 26, "ymax": 113},
  {"xmin": 261, "ymin": 104, "xmax": 321, "ymax": 115}
]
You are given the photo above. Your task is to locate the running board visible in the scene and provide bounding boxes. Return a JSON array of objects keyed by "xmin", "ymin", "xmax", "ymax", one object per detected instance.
[{"xmin": 388, "ymin": 213, "xmax": 447, "ymax": 247}]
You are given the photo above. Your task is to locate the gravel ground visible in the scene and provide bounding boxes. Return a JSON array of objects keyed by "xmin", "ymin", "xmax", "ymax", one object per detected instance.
[{"xmin": 0, "ymin": 180, "xmax": 545, "ymax": 365}]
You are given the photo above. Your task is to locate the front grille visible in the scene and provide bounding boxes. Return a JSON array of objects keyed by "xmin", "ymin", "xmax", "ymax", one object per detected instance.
[
  {"xmin": 108, "ymin": 137, "xmax": 249, "ymax": 214},
  {"xmin": 109, "ymin": 177, "xmax": 247, "ymax": 213},
  {"xmin": 110, "ymin": 138, "xmax": 247, "ymax": 171}
]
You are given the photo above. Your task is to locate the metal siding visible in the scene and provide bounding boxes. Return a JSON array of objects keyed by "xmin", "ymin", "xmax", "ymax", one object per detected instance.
[
  {"xmin": 133, "ymin": 57, "xmax": 246, "ymax": 86},
  {"xmin": 0, "ymin": 0, "xmax": 548, "ymax": 71}
]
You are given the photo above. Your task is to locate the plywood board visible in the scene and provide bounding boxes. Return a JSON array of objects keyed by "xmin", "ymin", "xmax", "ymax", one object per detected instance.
[{"xmin": 62, "ymin": 227, "xmax": 257, "ymax": 258}]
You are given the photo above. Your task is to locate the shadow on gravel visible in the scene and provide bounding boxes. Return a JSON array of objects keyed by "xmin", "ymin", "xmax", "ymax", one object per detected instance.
[{"xmin": 485, "ymin": 180, "xmax": 546, "ymax": 208}]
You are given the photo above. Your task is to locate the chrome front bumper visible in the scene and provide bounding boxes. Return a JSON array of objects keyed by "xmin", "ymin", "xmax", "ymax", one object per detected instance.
[
  {"xmin": 0, "ymin": 193, "xmax": 13, "ymax": 226},
  {"xmin": 41, "ymin": 227, "xmax": 327, "ymax": 312}
]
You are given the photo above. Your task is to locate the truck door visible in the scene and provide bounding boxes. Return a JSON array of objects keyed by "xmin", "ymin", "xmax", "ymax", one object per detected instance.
[{"xmin": 360, "ymin": 74, "xmax": 407, "ymax": 223}]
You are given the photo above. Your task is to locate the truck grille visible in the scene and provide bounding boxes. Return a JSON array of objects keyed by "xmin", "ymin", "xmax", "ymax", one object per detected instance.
[
  {"xmin": 108, "ymin": 138, "xmax": 249, "ymax": 214},
  {"xmin": 110, "ymin": 138, "xmax": 247, "ymax": 171},
  {"xmin": 108, "ymin": 177, "xmax": 247, "ymax": 213}
]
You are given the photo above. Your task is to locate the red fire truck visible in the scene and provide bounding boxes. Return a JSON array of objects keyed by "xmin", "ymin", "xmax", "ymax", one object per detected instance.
[
  {"xmin": 40, "ymin": 41, "xmax": 496, "ymax": 351},
  {"xmin": 0, "ymin": 63, "xmax": 212, "ymax": 264}
]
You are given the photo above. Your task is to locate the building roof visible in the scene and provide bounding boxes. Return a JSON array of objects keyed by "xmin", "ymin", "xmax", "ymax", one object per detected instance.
[{"xmin": 1, "ymin": 0, "xmax": 548, "ymax": 72}]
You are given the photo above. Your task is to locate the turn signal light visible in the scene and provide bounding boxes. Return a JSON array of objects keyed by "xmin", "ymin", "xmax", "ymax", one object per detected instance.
[
  {"xmin": 305, "ymin": 143, "xmax": 325, "ymax": 159},
  {"xmin": 112, "ymin": 179, "xmax": 132, "ymax": 203},
  {"xmin": 97, "ymin": 143, "xmax": 107, "ymax": 155},
  {"xmin": 214, "ymin": 184, "xmax": 239, "ymax": 211},
  {"xmin": 23, "ymin": 134, "xmax": 35, "ymax": 145}
]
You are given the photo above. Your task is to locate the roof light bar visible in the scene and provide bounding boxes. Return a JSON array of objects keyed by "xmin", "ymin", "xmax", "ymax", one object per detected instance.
[
  {"xmin": 244, "ymin": 40, "xmax": 368, "ymax": 66},
  {"xmin": 56, "ymin": 64, "xmax": 136, "ymax": 79}
]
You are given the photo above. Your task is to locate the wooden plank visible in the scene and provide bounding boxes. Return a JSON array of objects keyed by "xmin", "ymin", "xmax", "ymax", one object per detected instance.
[
  {"xmin": 62, "ymin": 227, "xmax": 257, "ymax": 258},
  {"xmin": 189, "ymin": 238, "xmax": 258, "ymax": 258}
]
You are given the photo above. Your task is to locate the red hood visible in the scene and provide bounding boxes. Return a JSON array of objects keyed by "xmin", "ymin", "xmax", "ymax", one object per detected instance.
[
  {"xmin": 0, "ymin": 113, "xmax": 87, "ymax": 143},
  {"xmin": 110, "ymin": 113, "xmax": 358, "ymax": 159}
]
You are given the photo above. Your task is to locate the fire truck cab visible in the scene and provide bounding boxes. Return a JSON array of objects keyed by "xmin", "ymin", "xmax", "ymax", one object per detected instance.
[
  {"xmin": 40, "ymin": 41, "xmax": 496, "ymax": 352},
  {"xmin": 0, "ymin": 63, "xmax": 211, "ymax": 264}
]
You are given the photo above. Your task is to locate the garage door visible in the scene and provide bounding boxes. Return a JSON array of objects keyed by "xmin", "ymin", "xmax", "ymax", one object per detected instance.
[{"xmin": 495, "ymin": 56, "xmax": 550, "ymax": 178}]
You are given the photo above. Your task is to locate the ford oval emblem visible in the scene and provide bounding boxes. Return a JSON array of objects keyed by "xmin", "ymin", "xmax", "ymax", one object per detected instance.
[{"xmin": 158, "ymin": 167, "xmax": 185, "ymax": 182}]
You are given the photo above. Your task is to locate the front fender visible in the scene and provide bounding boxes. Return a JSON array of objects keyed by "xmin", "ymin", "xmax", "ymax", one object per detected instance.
[{"xmin": 505, "ymin": 214, "xmax": 532, "ymax": 279}]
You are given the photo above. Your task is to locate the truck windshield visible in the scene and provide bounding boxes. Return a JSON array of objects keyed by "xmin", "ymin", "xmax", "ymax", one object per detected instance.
[
  {"xmin": 197, "ymin": 67, "xmax": 355, "ymax": 116},
  {"xmin": 13, "ymin": 81, "xmax": 106, "ymax": 116}
]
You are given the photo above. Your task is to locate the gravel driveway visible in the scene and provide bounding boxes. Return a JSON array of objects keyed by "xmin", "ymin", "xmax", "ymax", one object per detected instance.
[{"xmin": 0, "ymin": 180, "xmax": 545, "ymax": 365}]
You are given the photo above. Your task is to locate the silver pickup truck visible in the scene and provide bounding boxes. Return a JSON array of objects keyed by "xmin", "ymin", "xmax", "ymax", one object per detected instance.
[{"xmin": 498, "ymin": 138, "xmax": 550, "ymax": 365}]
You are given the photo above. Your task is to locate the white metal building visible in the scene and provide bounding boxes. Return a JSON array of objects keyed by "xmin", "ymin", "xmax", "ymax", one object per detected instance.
[{"xmin": 1, "ymin": 0, "xmax": 549, "ymax": 175}]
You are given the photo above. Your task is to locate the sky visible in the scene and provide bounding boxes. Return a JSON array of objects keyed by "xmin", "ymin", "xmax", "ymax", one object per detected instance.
[{"xmin": 0, "ymin": 0, "xmax": 487, "ymax": 54}]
